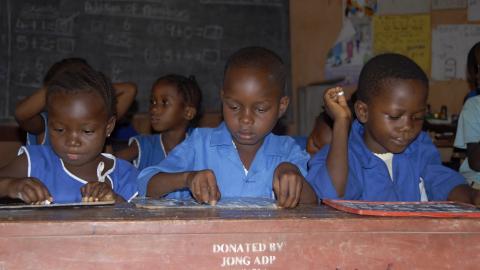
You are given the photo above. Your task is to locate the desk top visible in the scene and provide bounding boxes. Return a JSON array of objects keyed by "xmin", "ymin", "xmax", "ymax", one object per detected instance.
[{"xmin": 1, "ymin": 203, "xmax": 479, "ymax": 237}]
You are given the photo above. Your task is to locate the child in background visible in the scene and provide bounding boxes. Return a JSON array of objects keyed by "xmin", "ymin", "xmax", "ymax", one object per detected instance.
[
  {"xmin": 463, "ymin": 42, "xmax": 480, "ymax": 101},
  {"xmin": 115, "ymin": 74, "xmax": 202, "ymax": 171},
  {"xmin": 454, "ymin": 42, "xmax": 480, "ymax": 188},
  {"xmin": 15, "ymin": 58, "xmax": 138, "ymax": 145},
  {"xmin": 0, "ymin": 66, "xmax": 138, "ymax": 204},
  {"xmin": 138, "ymin": 47, "xmax": 317, "ymax": 208},
  {"xmin": 307, "ymin": 53, "xmax": 480, "ymax": 205}
]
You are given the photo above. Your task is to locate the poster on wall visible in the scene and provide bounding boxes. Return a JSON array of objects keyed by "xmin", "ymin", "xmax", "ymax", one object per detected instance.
[
  {"xmin": 431, "ymin": 24, "xmax": 480, "ymax": 80},
  {"xmin": 324, "ymin": 0, "xmax": 377, "ymax": 86},
  {"xmin": 468, "ymin": 0, "xmax": 480, "ymax": 21},
  {"xmin": 372, "ymin": 14, "xmax": 431, "ymax": 73},
  {"xmin": 377, "ymin": 0, "xmax": 430, "ymax": 15},
  {"xmin": 432, "ymin": 0, "xmax": 467, "ymax": 10}
]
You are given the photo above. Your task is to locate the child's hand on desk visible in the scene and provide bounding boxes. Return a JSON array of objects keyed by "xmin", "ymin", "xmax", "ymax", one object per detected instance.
[
  {"xmin": 273, "ymin": 163, "xmax": 303, "ymax": 208},
  {"xmin": 324, "ymin": 87, "xmax": 352, "ymax": 123},
  {"xmin": 186, "ymin": 170, "xmax": 220, "ymax": 205},
  {"xmin": 81, "ymin": 182, "xmax": 116, "ymax": 202},
  {"xmin": 473, "ymin": 190, "xmax": 480, "ymax": 207},
  {"xmin": 9, "ymin": 177, "xmax": 52, "ymax": 204}
]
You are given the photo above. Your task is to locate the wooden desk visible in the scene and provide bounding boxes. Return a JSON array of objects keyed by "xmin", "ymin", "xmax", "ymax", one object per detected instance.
[{"xmin": 0, "ymin": 204, "xmax": 479, "ymax": 270}]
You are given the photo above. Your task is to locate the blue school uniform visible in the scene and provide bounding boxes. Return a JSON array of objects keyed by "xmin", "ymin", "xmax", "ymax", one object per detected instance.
[
  {"xmin": 138, "ymin": 122, "xmax": 309, "ymax": 199},
  {"xmin": 19, "ymin": 145, "xmax": 139, "ymax": 203},
  {"xmin": 306, "ymin": 120, "xmax": 466, "ymax": 201},
  {"xmin": 26, "ymin": 112, "xmax": 50, "ymax": 145},
  {"xmin": 129, "ymin": 134, "xmax": 167, "ymax": 171}
]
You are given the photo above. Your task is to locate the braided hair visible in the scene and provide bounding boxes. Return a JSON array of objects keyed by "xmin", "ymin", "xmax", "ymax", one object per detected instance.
[{"xmin": 46, "ymin": 65, "xmax": 117, "ymax": 118}]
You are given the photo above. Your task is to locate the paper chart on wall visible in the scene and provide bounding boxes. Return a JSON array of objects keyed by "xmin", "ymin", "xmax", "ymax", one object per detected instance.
[
  {"xmin": 432, "ymin": 0, "xmax": 467, "ymax": 10},
  {"xmin": 468, "ymin": 0, "xmax": 480, "ymax": 21},
  {"xmin": 373, "ymin": 14, "xmax": 431, "ymax": 74},
  {"xmin": 431, "ymin": 24, "xmax": 480, "ymax": 80},
  {"xmin": 377, "ymin": 0, "xmax": 430, "ymax": 15}
]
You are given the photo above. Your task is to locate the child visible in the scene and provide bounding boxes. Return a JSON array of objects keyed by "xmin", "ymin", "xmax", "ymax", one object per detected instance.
[
  {"xmin": 0, "ymin": 66, "xmax": 138, "ymax": 204},
  {"xmin": 115, "ymin": 74, "xmax": 202, "ymax": 172},
  {"xmin": 15, "ymin": 58, "xmax": 138, "ymax": 145},
  {"xmin": 138, "ymin": 47, "xmax": 317, "ymax": 208},
  {"xmin": 454, "ymin": 42, "xmax": 480, "ymax": 188},
  {"xmin": 463, "ymin": 42, "xmax": 480, "ymax": 101},
  {"xmin": 307, "ymin": 53, "xmax": 480, "ymax": 205}
]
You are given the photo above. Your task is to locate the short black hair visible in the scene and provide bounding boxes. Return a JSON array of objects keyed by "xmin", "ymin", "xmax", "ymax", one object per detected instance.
[
  {"xmin": 43, "ymin": 58, "xmax": 91, "ymax": 86},
  {"xmin": 467, "ymin": 42, "xmax": 480, "ymax": 90},
  {"xmin": 224, "ymin": 46, "xmax": 286, "ymax": 93},
  {"xmin": 46, "ymin": 65, "xmax": 116, "ymax": 118},
  {"xmin": 153, "ymin": 74, "xmax": 203, "ymax": 127},
  {"xmin": 357, "ymin": 53, "xmax": 428, "ymax": 103}
]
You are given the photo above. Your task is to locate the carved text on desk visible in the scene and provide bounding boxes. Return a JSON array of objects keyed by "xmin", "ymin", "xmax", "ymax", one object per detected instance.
[{"xmin": 212, "ymin": 241, "xmax": 286, "ymax": 268}]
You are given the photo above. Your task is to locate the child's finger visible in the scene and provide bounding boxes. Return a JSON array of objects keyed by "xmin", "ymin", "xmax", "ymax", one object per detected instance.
[
  {"xmin": 283, "ymin": 178, "xmax": 298, "ymax": 208},
  {"xmin": 22, "ymin": 185, "xmax": 38, "ymax": 203},
  {"xmin": 199, "ymin": 180, "xmax": 210, "ymax": 204},
  {"xmin": 277, "ymin": 177, "xmax": 289, "ymax": 207},
  {"xmin": 29, "ymin": 182, "xmax": 48, "ymax": 203},
  {"xmin": 206, "ymin": 177, "xmax": 220, "ymax": 205},
  {"xmin": 89, "ymin": 184, "xmax": 104, "ymax": 201}
]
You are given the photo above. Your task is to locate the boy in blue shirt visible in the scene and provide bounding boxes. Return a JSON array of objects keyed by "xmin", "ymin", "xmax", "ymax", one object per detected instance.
[
  {"xmin": 138, "ymin": 47, "xmax": 317, "ymax": 208},
  {"xmin": 307, "ymin": 53, "xmax": 480, "ymax": 205}
]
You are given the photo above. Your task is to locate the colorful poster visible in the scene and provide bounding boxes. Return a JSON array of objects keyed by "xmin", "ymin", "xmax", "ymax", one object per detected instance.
[
  {"xmin": 373, "ymin": 14, "xmax": 431, "ymax": 73},
  {"xmin": 325, "ymin": 0, "xmax": 377, "ymax": 85}
]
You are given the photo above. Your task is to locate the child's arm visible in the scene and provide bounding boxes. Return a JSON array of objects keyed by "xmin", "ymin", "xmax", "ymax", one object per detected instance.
[
  {"xmin": 465, "ymin": 143, "xmax": 480, "ymax": 171},
  {"xmin": 273, "ymin": 162, "xmax": 317, "ymax": 208},
  {"xmin": 447, "ymin": 184, "xmax": 480, "ymax": 206},
  {"xmin": 306, "ymin": 112, "xmax": 333, "ymax": 155},
  {"xmin": 113, "ymin": 82, "xmax": 137, "ymax": 120},
  {"xmin": 114, "ymin": 140, "xmax": 139, "ymax": 161},
  {"xmin": 0, "ymin": 154, "xmax": 52, "ymax": 203},
  {"xmin": 14, "ymin": 87, "xmax": 47, "ymax": 135},
  {"xmin": 324, "ymin": 87, "xmax": 352, "ymax": 197},
  {"xmin": 147, "ymin": 170, "xmax": 220, "ymax": 205}
]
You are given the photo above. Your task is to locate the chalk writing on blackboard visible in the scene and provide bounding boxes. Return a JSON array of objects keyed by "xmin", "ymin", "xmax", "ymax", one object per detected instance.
[
  {"xmin": 0, "ymin": 0, "xmax": 289, "ymax": 119},
  {"xmin": 323, "ymin": 199, "xmax": 480, "ymax": 218}
]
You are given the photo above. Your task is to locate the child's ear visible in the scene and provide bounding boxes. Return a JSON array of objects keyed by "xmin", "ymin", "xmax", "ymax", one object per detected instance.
[
  {"xmin": 106, "ymin": 116, "xmax": 116, "ymax": 138},
  {"xmin": 183, "ymin": 106, "xmax": 197, "ymax": 121},
  {"xmin": 354, "ymin": 100, "xmax": 368, "ymax": 123},
  {"xmin": 278, "ymin": 96, "xmax": 289, "ymax": 118}
]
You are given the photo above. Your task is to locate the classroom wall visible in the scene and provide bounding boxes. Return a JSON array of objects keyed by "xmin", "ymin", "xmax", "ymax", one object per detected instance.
[{"xmin": 289, "ymin": 1, "xmax": 477, "ymax": 135}]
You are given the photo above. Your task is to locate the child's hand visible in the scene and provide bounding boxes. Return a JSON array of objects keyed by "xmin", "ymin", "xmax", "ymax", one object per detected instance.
[
  {"xmin": 9, "ymin": 177, "xmax": 52, "ymax": 204},
  {"xmin": 323, "ymin": 87, "xmax": 352, "ymax": 122},
  {"xmin": 273, "ymin": 163, "xmax": 304, "ymax": 208},
  {"xmin": 186, "ymin": 170, "xmax": 220, "ymax": 205},
  {"xmin": 473, "ymin": 190, "xmax": 480, "ymax": 207},
  {"xmin": 81, "ymin": 182, "xmax": 116, "ymax": 202}
]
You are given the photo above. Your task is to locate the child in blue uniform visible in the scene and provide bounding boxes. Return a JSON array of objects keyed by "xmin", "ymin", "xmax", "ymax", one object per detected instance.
[
  {"xmin": 115, "ymin": 74, "xmax": 202, "ymax": 171},
  {"xmin": 15, "ymin": 58, "xmax": 138, "ymax": 146},
  {"xmin": 138, "ymin": 47, "xmax": 317, "ymax": 208},
  {"xmin": 307, "ymin": 53, "xmax": 480, "ymax": 205},
  {"xmin": 0, "ymin": 65, "xmax": 138, "ymax": 204}
]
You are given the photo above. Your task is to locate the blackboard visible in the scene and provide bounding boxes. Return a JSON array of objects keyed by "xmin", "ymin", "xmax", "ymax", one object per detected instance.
[
  {"xmin": 0, "ymin": 0, "xmax": 290, "ymax": 119},
  {"xmin": 323, "ymin": 199, "xmax": 480, "ymax": 218}
]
